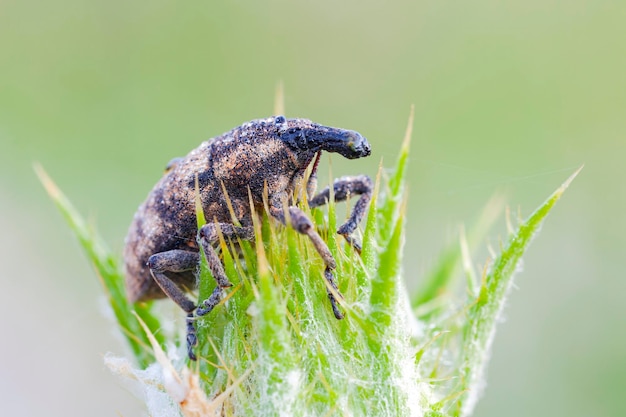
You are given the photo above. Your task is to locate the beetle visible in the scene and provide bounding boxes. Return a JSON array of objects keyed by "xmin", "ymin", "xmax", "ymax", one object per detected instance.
[{"xmin": 124, "ymin": 115, "xmax": 372, "ymax": 360}]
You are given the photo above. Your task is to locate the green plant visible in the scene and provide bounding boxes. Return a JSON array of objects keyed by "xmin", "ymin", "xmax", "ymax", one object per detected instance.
[{"xmin": 36, "ymin": 107, "xmax": 580, "ymax": 417}]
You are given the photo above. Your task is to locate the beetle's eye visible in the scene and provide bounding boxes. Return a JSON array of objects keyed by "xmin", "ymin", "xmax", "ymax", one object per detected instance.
[{"xmin": 274, "ymin": 115, "xmax": 286, "ymax": 124}]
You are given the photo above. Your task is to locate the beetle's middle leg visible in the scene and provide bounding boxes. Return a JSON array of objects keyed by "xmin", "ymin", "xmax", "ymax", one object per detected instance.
[
  {"xmin": 269, "ymin": 200, "xmax": 344, "ymax": 320},
  {"xmin": 195, "ymin": 223, "xmax": 255, "ymax": 317},
  {"xmin": 191, "ymin": 223, "xmax": 253, "ymax": 360},
  {"xmin": 193, "ymin": 223, "xmax": 253, "ymax": 360},
  {"xmin": 308, "ymin": 175, "xmax": 373, "ymax": 253}
]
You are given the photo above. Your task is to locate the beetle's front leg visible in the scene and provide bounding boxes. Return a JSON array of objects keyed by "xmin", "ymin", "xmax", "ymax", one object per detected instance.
[
  {"xmin": 309, "ymin": 175, "xmax": 373, "ymax": 253},
  {"xmin": 269, "ymin": 197, "xmax": 344, "ymax": 320}
]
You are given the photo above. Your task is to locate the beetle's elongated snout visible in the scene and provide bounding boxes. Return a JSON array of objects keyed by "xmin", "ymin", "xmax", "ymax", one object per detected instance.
[
  {"xmin": 280, "ymin": 122, "xmax": 371, "ymax": 160},
  {"xmin": 310, "ymin": 126, "xmax": 371, "ymax": 159}
]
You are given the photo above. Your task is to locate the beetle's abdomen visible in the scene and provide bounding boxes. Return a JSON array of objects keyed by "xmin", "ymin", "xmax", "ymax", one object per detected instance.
[{"xmin": 124, "ymin": 142, "xmax": 215, "ymax": 302}]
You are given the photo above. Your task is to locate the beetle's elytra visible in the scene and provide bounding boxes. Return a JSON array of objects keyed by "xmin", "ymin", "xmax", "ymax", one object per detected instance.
[{"xmin": 124, "ymin": 115, "xmax": 372, "ymax": 360}]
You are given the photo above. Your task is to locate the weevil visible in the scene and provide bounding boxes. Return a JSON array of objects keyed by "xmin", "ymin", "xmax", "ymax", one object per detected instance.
[{"xmin": 124, "ymin": 115, "xmax": 372, "ymax": 360}]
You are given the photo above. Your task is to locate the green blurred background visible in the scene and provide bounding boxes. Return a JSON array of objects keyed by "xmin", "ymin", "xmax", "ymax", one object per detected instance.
[{"xmin": 1, "ymin": 1, "xmax": 624, "ymax": 416}]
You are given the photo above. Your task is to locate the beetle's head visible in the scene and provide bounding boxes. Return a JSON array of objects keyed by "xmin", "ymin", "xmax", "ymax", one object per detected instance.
[{"xmin": 274, "ymin": 115, "xmax": 371, "ymax": 160}]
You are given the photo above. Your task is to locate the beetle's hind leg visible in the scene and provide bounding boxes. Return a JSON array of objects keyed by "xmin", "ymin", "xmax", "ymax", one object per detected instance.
[
  {"xmin": 308, "ymin": 175, "xmax": 373, "ymax": 253},
  {"xmin": 147, "ymin": 250, "xmax": 201, "ymax": 360},
  {"xmin": 149, "ymin": 225, "xmax": 254, "ymax": 361}
]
